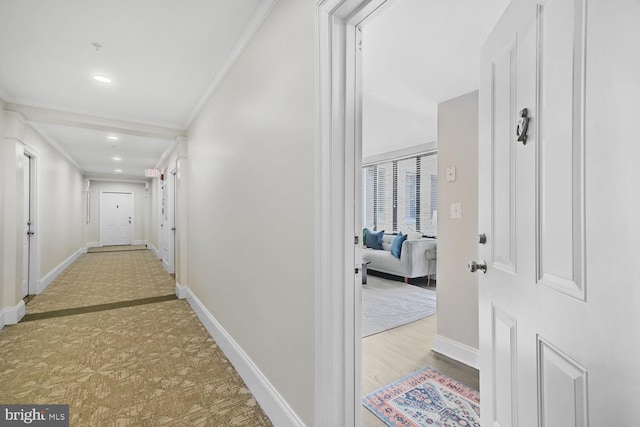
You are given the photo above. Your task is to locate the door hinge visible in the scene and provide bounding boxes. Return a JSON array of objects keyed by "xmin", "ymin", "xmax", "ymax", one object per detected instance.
[
  {"xmin": 354, "ymin": 235, "xmax": 359, "ymax": 245},
  {"xmin": 355, "ymin": 267, "xmax": 360, "ymax": 274}
]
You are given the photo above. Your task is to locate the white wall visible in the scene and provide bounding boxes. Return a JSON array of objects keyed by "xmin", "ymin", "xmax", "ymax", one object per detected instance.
[
  {"xmin": 435, "ymin": 91, "xmax": 479, "ymax": 361},
  {"xmin": 0, "ymin": 109, "xmax": 83, "ymax": 315},
  {"xmin": 186, "ymin": 0, "xmax": 315, "ymax": 423},
  {"xmin": 23, "ymin": 125, "xmax": 84, "ymax": 277},
  {"xmin": 84, "ymin": 180, "xmax": 150, "ymax": 246}
]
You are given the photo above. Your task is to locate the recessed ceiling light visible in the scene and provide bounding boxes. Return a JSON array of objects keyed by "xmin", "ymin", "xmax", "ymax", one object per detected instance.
[
  {"xmin": 107, "ymin": 135, "xmax": 119, "ymax": 140},
  {"xmin": 93, "ymin": 75, "xmax": 112, "ymax": 84},
  {"xmin": 112, "ymin": 156, "xmax": 122, "ymax": 161},
  {"xmin": 114, "ymin": 169, "xmax": 122, "ymax": 173}
]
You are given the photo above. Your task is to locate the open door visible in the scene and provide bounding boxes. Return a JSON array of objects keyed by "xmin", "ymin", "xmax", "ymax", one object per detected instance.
[{"xmin": 478, "ymin": 0, "xmax": 640, "ymax": 425}]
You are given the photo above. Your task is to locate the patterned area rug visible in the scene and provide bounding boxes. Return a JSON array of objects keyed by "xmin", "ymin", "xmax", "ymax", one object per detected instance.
[
  {"xmin": 363, "ymin": 366, "xmax": 480, "ymax": 427},
  {"xmin": 362, "ymin": 276, "xmax": 436, "ymax": 337}
]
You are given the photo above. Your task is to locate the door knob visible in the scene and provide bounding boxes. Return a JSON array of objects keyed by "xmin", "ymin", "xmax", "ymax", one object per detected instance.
[{"xmin": 468, "ymin": 260, "xmax": 487, "ymax": 274}]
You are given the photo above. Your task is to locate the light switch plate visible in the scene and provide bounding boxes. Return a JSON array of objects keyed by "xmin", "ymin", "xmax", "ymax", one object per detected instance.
[
  {"xmin": 446, "ymin": 166, "xmax": 456, "ymax": 182},
  {"xmin": 450, "ymin": 202, "xmax": 462, "ymax": 219}
]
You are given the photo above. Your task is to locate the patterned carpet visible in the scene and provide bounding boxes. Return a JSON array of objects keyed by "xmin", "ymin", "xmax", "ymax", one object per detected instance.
[
  {"xmin": 0, "ymin": 249, "xmax": 272, "ymax": 426},
  {"xmin": 87, "ymin": 245, "xmax": 148, "ymax": 253},
  {"xmin": 27, "ymin": 250, "xmax": 176, "ymax": 314}
]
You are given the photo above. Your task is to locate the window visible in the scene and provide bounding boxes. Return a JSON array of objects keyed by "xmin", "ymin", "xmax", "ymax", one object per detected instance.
[{"xmin": 363, "ymin": 152, "xmax": 438, "ymax": 236}]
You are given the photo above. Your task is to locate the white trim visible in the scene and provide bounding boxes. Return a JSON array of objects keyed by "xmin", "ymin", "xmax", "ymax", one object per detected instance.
[
  {"xmin": 86, "ymin": 242, "xmax": 100, "ymax": 248},
  {"xmin": 316, "ymin": 1, "xmax": 391, "ymax": 425},
  {"xmin": 3, "ymin": 300, "xmax": 26, "ymax": 325},
  {"xmin": 184, "ymin": 286, "xmax": 304, "ymax": 427},
  {"xmin": 6, "ymin": 103, "xmax": 185, "ymax": 139},
  {"xmin": 39, "ymin": 247, "xmax": 85, "ymax": 294},
  {"xmin": 175, "ymin": 282, "xmax": 187, "ymax": 300},
  {"xmin": 22, "ymin": 144, "xmax": 41, "ymax": 298},
  {"xmin": 0, "ymin": 310, "xmax": 5, "ymax": 330},
  {"xmin": 432, "ymin": 334, "xmax": 480, "ymax": 370},
  {"xmin": 148, "ymin": 242, "xmax": 161, "ymax": 259},
  {"xmin": 184, "ymin": 0, "xmax": 277, "ymax": 127},
  {"xmin": 132, "ymin": 240, "xmax": 147, "ymax": 246}
]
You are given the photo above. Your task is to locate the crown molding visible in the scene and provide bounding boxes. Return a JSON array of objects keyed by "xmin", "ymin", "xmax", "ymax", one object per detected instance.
[
  {"xmin": 5, "ymin": 103, "xmax": 185, "ymax": 140},
  {"xmin": 184, "ymin": 0, "xmax": 277, "ymax": 127}
]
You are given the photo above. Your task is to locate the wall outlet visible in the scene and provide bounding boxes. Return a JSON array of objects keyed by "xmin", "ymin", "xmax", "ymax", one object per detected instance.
[
  {"xmin": 446, "ymin": 166, "xmax": 456, "ymax": 182},
  {"xmin": 450, "ymin": 202, "xmax": 462, "ymax": 219}
]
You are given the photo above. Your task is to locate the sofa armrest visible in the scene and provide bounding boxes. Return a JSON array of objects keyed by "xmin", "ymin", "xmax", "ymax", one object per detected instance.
[{"xmin": 400, "ymin": 238, "xmax": 437, "ymax": 278}]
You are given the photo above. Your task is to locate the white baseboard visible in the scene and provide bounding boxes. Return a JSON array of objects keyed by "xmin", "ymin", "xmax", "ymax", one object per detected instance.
[
  {"xmin": 0, "ymin": 310, "xmax": 4, "ymax": 329},
  {"xmin": 39, "ymin": 247, "xmax": 85, "ymax": 294},
  {"xmin": 432, "ymin": 334, "xmax": 479, "ymax": 370},
  {"xmin": 184, "ymin": 286, "xmax": 304, "ymax": 427},
  {"xmin": 148, "ymin": 243, "xmax": 160, "ymax": 258},
  {"xmin": 133, "ymin": 239, "xmax": 147, "ymax": 246},
  {"xmin": 86, "ymin": 241, "xmax": 100, "ymax": 248},
  {"xmin": 175, "ymin": 282, "xmax": 187, "ymax": 300},
  {"xmin": 3, "ymin": 300, "xmax": 25, "ymax": 325}
]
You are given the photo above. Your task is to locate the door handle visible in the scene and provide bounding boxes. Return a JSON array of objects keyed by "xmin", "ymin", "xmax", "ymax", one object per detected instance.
[
  {"xmin": 516, "ymin": 108, "xmax": 530, "ymax": 144},
  {"xmin": 468, "ymin": 260, "xmax": 487, "ymax": 274}
]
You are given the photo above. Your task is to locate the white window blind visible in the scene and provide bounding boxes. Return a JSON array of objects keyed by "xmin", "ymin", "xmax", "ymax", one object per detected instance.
[{"xmin": 363, "ymin": 152, "xmax": 438, "ymax": 236}]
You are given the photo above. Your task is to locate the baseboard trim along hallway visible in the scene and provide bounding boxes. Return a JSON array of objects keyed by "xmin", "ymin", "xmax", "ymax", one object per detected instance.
[
  {"xmin": 1, "ymin": 300, "xmax": 25, "ymax": 325},
  {"xmin": 184, "ymin": 286, "xmax": 305, "ymax": 427},
  {"xmin": 39, "ymin": 247, "xmax": 86, "ymax": 294}
]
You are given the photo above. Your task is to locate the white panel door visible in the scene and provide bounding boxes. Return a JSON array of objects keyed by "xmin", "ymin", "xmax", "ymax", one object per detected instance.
[
  {"xmin": 22, "ymin": 153, "xmax": 31, "ymax": 297},
  {"xmin": 162, "ymin": 171, "xmax": 175, "ymax": 274},
  {"xmin": 100, "ymin": 192, "xmax": 133, "ymax": 246},
  {"xmin": 478, "ymin": 0, "xmax": 640, "ymax": 426}
]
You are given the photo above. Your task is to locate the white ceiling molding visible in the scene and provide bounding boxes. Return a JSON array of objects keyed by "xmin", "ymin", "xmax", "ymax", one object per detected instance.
[
  {"xmin": 29, "ymin": 122, "xmax": 81, "ymax": 170},
  {"xmin": 6, "ymin": 103, "xmax": 185, "ymax": 140},
  {"xmin": 184, "ymin": 0, "xmax": 277, "ymax": 127},
  {"xmin": 84, "ymin": 175, "xmax": 151, "ymax": 184}
]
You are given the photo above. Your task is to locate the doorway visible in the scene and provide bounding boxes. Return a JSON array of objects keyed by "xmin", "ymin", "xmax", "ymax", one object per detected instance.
[
  {"xmin": 22, "ymin": 152, "xmax": 37, "ymax": 299},
  {"xmin": 316, "ymin": 0, "xmax": 506, "ymax": 425},
  {"xmin": 162, "ymin": 167, "xmax": 176, "ymax": 275},
  {"xmin": 99, "ymin": 192, "xmax": 134, "ymax": 246}
]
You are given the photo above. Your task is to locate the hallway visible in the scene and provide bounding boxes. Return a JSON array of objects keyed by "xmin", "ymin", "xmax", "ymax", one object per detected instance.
[{"xmin": 0, "ymin": 248, "xmax": 272, "ymax": 426}]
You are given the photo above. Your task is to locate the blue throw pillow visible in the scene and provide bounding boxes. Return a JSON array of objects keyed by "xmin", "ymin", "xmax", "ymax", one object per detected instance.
[
  {"xmin": 365, "ymin": 229, "xmax": 384, "ymax": 250},
  {"xmin": 390, "ymin": 232, "xmax": 407, "ymax": 258}
]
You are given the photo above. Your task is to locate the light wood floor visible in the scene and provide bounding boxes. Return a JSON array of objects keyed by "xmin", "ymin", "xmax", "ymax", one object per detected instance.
[{"xmin": 362, "ymin": 312, "xmax": 479, "ymax": 426}]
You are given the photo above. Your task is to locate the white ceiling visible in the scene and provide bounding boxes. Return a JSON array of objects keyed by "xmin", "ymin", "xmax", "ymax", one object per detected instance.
[
  {"xmin": 362, "ymin": 0, "xmax": 510, "ymax": 157},
  {"xmin": 0, "ymin": 0, "xmax": 272, "ymax": 179},
  {"xmin": 0, "ymin": 0, "xmax": 509, "ymax": 176}
]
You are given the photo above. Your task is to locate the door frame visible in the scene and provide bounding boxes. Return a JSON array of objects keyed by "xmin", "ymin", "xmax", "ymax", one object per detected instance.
[
  {"xmin": 22, "ymin": 146, "xmax": 40, "ymax": 295},
  {"xmin": 163, "ymin": 164, "xmax": 176, "ymax": 274},
  {"xmin": 315, "ymin": 1, "xmax": 390, "ymax": 425},
  {"xmin": 99, "ymin": 191, "xmax": 134, "ymax": 246}
]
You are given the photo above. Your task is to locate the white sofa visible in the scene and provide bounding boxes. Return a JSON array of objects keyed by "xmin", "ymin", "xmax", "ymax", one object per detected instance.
[{"xmin": 363, "ymin": 234, "xmax": 437, "ymax": 281}]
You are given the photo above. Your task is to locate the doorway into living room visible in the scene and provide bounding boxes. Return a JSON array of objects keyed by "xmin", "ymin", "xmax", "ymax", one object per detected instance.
[{"xmin": 356, "ymin": 0, "xmax": 508, "ymax": 425}]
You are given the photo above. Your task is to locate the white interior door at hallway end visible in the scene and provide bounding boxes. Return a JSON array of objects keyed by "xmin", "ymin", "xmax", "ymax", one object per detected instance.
[
  {"xmin": 477, "ymin": 0, "xmax": 640, "ymax": 426},
  {"xmin": 100, "ymin": 192, "xmax": 134, "ymax": 246}
]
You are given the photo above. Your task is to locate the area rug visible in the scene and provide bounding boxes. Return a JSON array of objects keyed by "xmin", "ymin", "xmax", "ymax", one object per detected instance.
[
  {"xmin": 363, "ymin": 366, "xmax": 480, "ymax": 427},
  {"xmin": 362, "ymin": 276, "xmax": 436, "ymax": 337}
]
